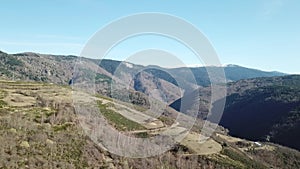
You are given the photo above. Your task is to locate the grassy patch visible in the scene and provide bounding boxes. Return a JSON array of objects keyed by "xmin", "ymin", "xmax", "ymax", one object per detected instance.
[
  {"xmin": 115, "ymin": 100, "xmax": 148, "ymax": 113},
  {"xmin": 134, "ymin": 132, "xmax": 149, "ymax": 138},
  {"xmin": 105, "ymin": 102, "xmax": 115, "ymax": 108},
  {"xmin": 53, "ymin": 123, "xmax": 73, "ymax": 132},
  {"xmin": 0, "ymin": 90, "xmax": 7, "ymax": 99},
  {"xmin": 97, "ymin": 100, "xmax": 145, "ymax": 131},
  {"xmin": 0, "ymin": 90, "xmax": 7, "ymax": 108},
  {"xmin": 221, "ymin": 147, "xmax": 268, "ymax": 169},
  {"xmin": 208, "ymin": 154, "xmax": 245, "ymax": 169},
  {"xmin": 0, "ymin": 100, "xmax": 7, "ymax": 108},
  {"xmin": 133, "ymin": 104, "xmax": 148, "ymax": 112},
  {"xmin": 24, "ymin": 107, "xmax": 56, "ymax": 123},
  {"xmin": 95, "ymin": 73, "xmax": 112, "ymax": 84},
  {"xmin": 158, "ymin": 116, "xmax": 175, "ymax": 126},
  {"xmin": 95, "ymin": 94, "xmax": 113, "ymax": 101}
]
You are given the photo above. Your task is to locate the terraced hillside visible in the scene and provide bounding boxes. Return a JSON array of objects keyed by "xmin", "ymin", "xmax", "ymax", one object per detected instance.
[{"xmin": 0, "ymin": 80, "xmax": 299, "ymax": 168}]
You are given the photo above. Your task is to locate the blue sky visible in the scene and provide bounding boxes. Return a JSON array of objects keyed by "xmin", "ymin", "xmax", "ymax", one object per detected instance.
[{"xmin": 0, "ymin": 0, "xmax": 299, "ymax": 74}]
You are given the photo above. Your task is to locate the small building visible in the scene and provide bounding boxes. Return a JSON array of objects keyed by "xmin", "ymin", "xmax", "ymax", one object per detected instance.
[{"xmin": 254, "ymin": 142, "xmax": 262, "ymax": 147}]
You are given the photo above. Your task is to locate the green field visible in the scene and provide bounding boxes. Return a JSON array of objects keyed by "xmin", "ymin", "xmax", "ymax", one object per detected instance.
[{"xmin": 97, "ymin": 100, "xmax": 145, "ymax": 131}]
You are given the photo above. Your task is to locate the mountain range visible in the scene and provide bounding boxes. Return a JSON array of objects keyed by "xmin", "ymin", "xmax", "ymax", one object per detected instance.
[
  {"xmin": 0, "ymin": 51, "xmax": 285, "ymax": 103},
  {"xmin": 1, "ymin": 50, "xmax": 299, "ymax": 150},
  {"xmin": 0, "ymin": 50, "xmax": 300, "ymax": 168}
]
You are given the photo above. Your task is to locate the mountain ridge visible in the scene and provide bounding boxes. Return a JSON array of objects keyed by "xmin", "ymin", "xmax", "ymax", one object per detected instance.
[
  {"xmin": 1, "ymin": 50, "xmax": 288, "ymax": 104},
  {"xmin": 0, "ymin": 50, "xmax": 300, "ymax": 168},
  {"xmin": 170, "ymin": 75, "xmax": 300, "ymax": 151}
]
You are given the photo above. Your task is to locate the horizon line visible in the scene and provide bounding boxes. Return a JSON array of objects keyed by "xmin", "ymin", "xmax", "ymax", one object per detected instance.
[{"xmin": 0, "ymin": 49, "xmax": 297, "ymax": 75}]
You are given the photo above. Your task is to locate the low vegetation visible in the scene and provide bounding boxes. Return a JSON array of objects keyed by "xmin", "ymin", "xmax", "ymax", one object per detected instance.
[
  {"xmin": 221, "ymin": 147, "xmax": 267, "ymax": 169},
  {"xmin": 97, "ymin": 100, "xmax": 145, "ymax": 131},
  {"xmin": 95, "ymin": 73, "xmax": 112, "ymax": 84},
  {"xmin": 0, "ymin": 80, "xmax": 299, "ymax": 168}
]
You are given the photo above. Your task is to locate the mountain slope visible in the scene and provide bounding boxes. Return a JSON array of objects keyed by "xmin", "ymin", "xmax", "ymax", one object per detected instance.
[
  {"xmin": 0, "ymin": 51, "xmax": 111, "ymax": 84},
  {"xmin": 1, "ymin": 51, "xmax": 286, "ymax": 106},
  {"xmin": 223, "ymin": 64, "xmax": 285, "ymax": 82},
  {"xmin": 168, "ymin": 65, "xmax": 286, "ymax": 87},
  {"xmin": 170, "ymin": 75, "xmax": 300, "ymax": 151},
  {"xmin": 219, "ymin": 75, "xmax": 300, "ymax": 150},
  {"xmin": 132, "ymin": 71, "xmax": 182, "ymax": 104},
  {"xmin": 0, "ymin": 80, "xmax": 299, "ymax": 168}
]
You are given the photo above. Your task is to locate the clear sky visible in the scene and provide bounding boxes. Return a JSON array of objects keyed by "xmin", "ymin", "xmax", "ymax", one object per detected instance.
[{"xmin": 0, "ymin": 0, "xmax": 299, "ymax": 74}]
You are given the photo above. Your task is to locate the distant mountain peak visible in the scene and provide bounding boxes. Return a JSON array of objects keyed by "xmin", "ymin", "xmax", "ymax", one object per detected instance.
[
  {"xmin": 223, "ymin": 64, "xmax": 241, "ymax": 68},
  {"xmin": 14, "ymin": 52, "xmax": 41, "ymax": 57}
]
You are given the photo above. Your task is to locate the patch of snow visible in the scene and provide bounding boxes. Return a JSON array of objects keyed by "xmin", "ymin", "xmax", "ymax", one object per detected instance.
[
  {"xmin": 254, "ymin": 142, "xmax": 262, "ymax": 146},
  {"xmin": 223, "ymin": 64, "xmax": 240, "ymax": 67},
  {"xmin": 124, "ymin": 62, "xmax": 133, "ymax": 68}
]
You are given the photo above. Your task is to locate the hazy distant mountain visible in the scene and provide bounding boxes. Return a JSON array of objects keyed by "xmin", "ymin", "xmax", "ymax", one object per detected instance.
[
  {"xmin": 95, "ymin": 57, "xmax": 286, "ymax": 86},
  {"xmin": 223, "ymin": 64, "xmax": 285, "ymax": 82},
  {"xmin": 97, "ymin": 58, "xmax": 287, "ymax": 104},
  {"xmin": 166, "ymin": 64, "xmax": 286, "ymax": 87}
]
